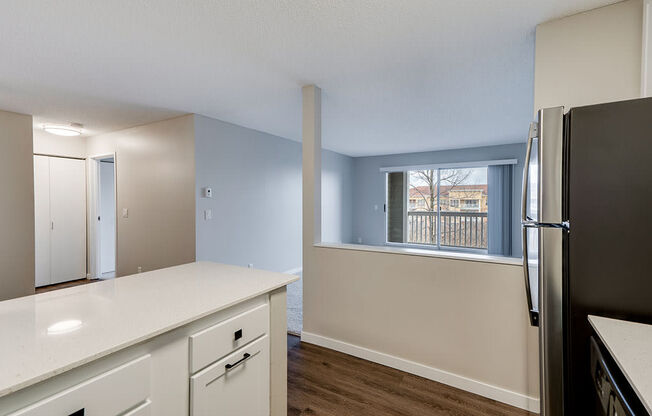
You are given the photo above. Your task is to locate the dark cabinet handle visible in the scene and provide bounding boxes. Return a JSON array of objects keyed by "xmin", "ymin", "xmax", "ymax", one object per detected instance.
[
  {"xmin": 69, "ymin": 409, "xmax": 84, "ymax": 416},
  {"xmin": 225, "ymin": 353, "xmax": 251, "ymax": 370}
]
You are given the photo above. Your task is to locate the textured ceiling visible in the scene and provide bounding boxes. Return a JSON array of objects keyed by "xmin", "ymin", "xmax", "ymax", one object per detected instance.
[{"xmin": 0, "ymin": 0, "xmax": 617, "ymax": 156}]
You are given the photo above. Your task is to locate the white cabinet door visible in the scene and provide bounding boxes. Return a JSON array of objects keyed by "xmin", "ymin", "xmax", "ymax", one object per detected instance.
[
  {"xmin": 33, "ymin": 155, "xmax": 51, "ymax": 287},
  {"xmin": 49, "ymin": 157, "xmax": 86, "ymax": 284},
  {"xmin": 191, "ymin": 336, "xmax": 270, "ymax": 416}
]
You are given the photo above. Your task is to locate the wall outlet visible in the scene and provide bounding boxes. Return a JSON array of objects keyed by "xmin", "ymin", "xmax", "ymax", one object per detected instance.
[
  {"xmin": 204, "ymin": 209, "xmax": 212, "ymax": 220},
  {"xmin": 357, "ymin": 237, "xmax": 363, "ymax": 244},
  {"xmin": 137, "ymin": 266, "xmax": 142, "ymax": 273},
  {"xmin": 122, "ymin": 208, "xmax": 129, "ymax": 218},
  {"xmin": 247, "ymin": 263, "xmax": 254, "ymax": 269}
]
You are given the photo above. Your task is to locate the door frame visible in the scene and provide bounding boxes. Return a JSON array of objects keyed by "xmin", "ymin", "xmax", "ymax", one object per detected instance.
[{"xmin": 88, "ymin": 153, "xmax": 117, "ymax": 279}]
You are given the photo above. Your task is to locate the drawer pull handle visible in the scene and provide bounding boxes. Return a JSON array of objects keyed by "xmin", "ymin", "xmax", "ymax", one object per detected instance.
[
  {"xmin": 69, "ymin": 409, "xmax": 85, "ymax": 416},
  {"xmin": 225, "ymin": 353, "xmax": 251, "ymax": 370},
  {"xmin": 234, "ymin": 329, "xmax": 243, "ymax": 341}
]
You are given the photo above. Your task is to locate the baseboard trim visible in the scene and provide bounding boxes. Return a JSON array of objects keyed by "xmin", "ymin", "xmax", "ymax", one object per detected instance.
[
  {"xmin": 300, "ymin": 331, "xmax": 539, "ymax": 413},
  {"xmin": 282, "ymin": 267, "xmax": 302, "ymax": 276}
]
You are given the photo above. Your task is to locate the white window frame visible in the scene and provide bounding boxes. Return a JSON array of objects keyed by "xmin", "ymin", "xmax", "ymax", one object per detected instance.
[
  {"xmin": 384, "ymin": 163, "xmax": 499, "ymax": 254},
  {"xmin": 379, "ymin": 159, "xmax": 517, "ymax": 173}
]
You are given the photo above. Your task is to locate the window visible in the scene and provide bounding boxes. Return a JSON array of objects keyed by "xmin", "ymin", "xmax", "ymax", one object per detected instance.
[
  {"xmin": 461, "ymin": 199, "xmax": 480, "ymax": 211},
  {"xmin": 385, "ymin": 161, "xmax": 515, "ymax": 255}
]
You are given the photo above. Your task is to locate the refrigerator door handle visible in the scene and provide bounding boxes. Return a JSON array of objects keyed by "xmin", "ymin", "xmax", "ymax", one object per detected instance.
[
  {"xmin": 522, "ymin": 226, "xmax": 539, "ymax": 327},
  {"xmin": 521, "ymin": 121, "xmax": 538, "ymax": 226},
  {"xmin": 522, "ymin": 121, "xmax": 539, "ymax": 327}
]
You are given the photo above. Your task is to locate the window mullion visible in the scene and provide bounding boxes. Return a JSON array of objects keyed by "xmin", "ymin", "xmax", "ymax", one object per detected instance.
[{"xmin": 436, "ymin": 169, "xmax": 441, "ymax": 249}]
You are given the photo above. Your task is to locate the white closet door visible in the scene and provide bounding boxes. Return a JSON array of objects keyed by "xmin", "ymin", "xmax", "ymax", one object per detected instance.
[
  {"xmin": 49, "ymin": 157, "xmax": 87, "ymax": 284},
  {"xmin": 34, "ymin": 155, "xmax": 51, "ymax": 287}
]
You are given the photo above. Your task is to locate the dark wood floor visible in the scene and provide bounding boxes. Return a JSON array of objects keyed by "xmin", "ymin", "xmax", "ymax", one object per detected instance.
[
  {"xmin": 35, "ymin": 278, "xmax": 100, "ymax": 294},
  {"xmin": 287, "ymin": 335, "xmax": 536, "ymax": 416}
]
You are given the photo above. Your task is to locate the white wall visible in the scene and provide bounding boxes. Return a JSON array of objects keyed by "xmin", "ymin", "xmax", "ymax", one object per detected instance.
[
  {"xmin": 304, "ymin": 247, "xmax": 539, "ymax": 410},
  {"xmin": 87, "ymin": 115, "xmax": 196, "ymax": 276},
  {"xmin": 33, "ymin": 129, "xmax": 87, "ymax": 158},
  {"xmin": 0, "ymin": 110, "xmax": 35, "ymax": 301},
  {"xmin": 534, "ymin": 0, "xmax": 643, "ymax": 112}
]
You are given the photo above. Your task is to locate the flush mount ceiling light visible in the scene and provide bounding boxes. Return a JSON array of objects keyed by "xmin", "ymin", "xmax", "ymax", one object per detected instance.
[{"xmin": 43, "ymin": 123, "xmax": 83, "ymax": 136}]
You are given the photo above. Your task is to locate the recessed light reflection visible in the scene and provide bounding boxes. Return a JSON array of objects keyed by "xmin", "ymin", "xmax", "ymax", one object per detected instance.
[{"xmin": 47, "ymin": 319, "xmax": 82, "ymax": 335}]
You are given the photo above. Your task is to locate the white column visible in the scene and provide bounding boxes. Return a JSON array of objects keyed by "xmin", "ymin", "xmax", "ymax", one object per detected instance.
[
  {"xmin": 301, "ymin": 85, "xmax": 321, "ymax": 341},
  {"xmin": 302, "ymin": 85, "xmax": 321, "ymax": 251}
]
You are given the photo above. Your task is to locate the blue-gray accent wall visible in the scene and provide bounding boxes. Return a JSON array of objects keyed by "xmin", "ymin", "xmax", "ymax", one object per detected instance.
[
  {"xmin": 322, "ymin": 149, "xmax": 355, "ymax": 244},
  {"xmin": 349, "ymin": 143, "xmax": 527, "ymax": 257},
  {"xmin": 194, "ymin": 113, "xmax": 524, "ymax": 268},
  {"xmin": 194, "ymin": 115, "xmax": 354, "ymax": 272}
]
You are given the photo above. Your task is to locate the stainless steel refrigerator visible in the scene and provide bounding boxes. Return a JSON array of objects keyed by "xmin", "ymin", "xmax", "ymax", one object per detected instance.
[{"xmin": 522, "ymin": 97, "xmax": 652, "ymax": 415}]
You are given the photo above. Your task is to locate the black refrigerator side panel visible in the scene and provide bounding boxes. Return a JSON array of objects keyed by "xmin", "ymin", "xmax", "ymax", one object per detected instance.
[
  {"xmin": 562, "ymin": 112, "xmax": 574, "ymax": 415},
  {"xmin": 566, "ymin": 97, "xmax": 652, "ymax": 414}
]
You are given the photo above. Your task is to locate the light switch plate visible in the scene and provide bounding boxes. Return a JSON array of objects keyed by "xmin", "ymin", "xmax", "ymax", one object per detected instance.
[
  {"xmin": 204, "ymin": 209, "xmax": 212, "ymax": 220},
  {"xmin": 122, "ymin": 208, "xmax": 129, "ymax": 218}
]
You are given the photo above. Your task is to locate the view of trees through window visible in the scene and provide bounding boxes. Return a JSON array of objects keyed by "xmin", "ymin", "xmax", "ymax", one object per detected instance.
[{"xmin": 407, "ymin": 167, "xmax": 488, "ymax": 249}]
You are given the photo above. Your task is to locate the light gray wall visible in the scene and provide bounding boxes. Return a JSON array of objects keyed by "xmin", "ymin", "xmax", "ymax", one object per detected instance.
[
  {"xmin": 351, "ymin": 143, "xmax": 527, "ymax": 256},
  {"xmin": 195, "ymin": 115, "xmax": 302, "ymax": 272},
  {"xmin": 0, "ymin": 110, "xmax": 35, "ymax": 300},
  {"xmin": 195, "ymin": 115, "xmax": 353, "ymax": 272},
  {"xmin": 321, "ymin": 150, "xmax": 354, "ymax": 244}
]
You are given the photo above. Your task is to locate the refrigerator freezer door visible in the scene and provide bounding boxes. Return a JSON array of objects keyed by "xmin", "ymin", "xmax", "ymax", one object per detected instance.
[{"xmin": 538, "ymin": 107, "xmax": 564, "ymax": 225}]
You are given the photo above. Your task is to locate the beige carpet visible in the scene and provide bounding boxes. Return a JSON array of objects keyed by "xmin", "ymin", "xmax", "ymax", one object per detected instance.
[{"xmin": 286, "ymin": 272, "xmax": 302, "ymax": 335}]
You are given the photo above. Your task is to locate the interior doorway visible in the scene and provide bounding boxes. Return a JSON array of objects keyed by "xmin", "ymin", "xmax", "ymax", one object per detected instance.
[{"xmin": 89, "ymin": 154, "xmax": 117, "ymax": 279}]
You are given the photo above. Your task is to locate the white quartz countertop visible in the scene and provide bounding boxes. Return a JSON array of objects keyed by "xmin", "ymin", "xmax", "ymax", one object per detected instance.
[
  {"xmin": 589, "ymin": 315, "xmax": 652, "ymax": 414},
  {"xmin": 0, "ymin": 262, "xmax": 298, "ymax": 398}
]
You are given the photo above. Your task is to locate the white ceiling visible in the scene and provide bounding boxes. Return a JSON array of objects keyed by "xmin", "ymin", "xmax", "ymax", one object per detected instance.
[{"xmin": 0, "ymin": 0, "xmax": 616, "ymax": 156}]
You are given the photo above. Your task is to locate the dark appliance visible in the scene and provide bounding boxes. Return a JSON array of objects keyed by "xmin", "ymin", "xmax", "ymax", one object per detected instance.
[
  {"xmin": 590, "ymin": 336, "xmax": 646, "ymax": 415},
  {"xmin": 521, "ymin": 97, "xmax": 652, "ymax": 415}
]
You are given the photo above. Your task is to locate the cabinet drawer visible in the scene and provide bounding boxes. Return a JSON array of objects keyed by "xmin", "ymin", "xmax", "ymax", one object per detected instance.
[
  {"xmin": 9, "ymin": 355, "xmax": 150, "ymax": 416},
  {"xmin": 190, "ymin": 335, "xmax": 269, "ymax": 416},
  {"xmin": 190, "ymin": 303, "xmax": 269, "ymax": 373}
]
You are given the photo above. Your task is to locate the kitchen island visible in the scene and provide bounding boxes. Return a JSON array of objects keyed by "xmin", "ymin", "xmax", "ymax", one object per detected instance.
[{"xmin": 0, "ymin": 261, "xmax": 298, "ymax": 415}]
